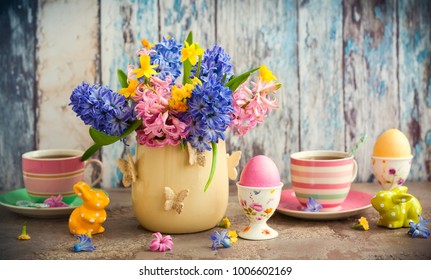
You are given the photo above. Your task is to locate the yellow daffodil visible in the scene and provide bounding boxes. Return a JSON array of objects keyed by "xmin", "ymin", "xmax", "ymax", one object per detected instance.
[
  {"xmin": 227, "ymin": 230, "xmax": 238, "ymax": 243},
  {"xmin": 141, "ymin": 38, "xmax": 154, "ymax": 50},
  {"xmin": 132, "ymin": 55, "xmax": 158, "ymax": 79},
  {"xmin": 181, "ymin": 41, "xmax": 204, "ymax": 65},
  {"xmin": 17, "ymin": 222, "xmax": 31, "ymax": 240},
  {"xmin": 259, "ymin": 65, "xmax": 277, "ymax": 82},
  {"xmin": 118, "ymin": 79, "xmax": 139, "ymax": 98},
  {"xmin": 191, "ymin": 77, "xmax": 202, "ymax": 85},
  {"xmin": 168, "ymin": 84, "xmax": 194, "ymax": 112},
  {"xmin": 218, "ymin": 217, "xmax": 231, "ymax": 229},
  {"xmin": 352, "ymin": 216, "xmax": 369, "ymax": 231}
]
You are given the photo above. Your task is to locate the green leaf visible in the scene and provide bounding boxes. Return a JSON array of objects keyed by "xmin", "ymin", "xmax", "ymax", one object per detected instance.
[
  {"xmin": 117, "ymin": 69, "xmax": 128, "ymax": 88},
  {"xmin": 225, "ymin": 66, "xmax": 260, "ymax": 92},
  {"xmin": 89, "ymin": 119, "xmax": 142, "ymax": 145},
  {"xmin": 89, "ymin": 128, "xmax": 119, "ymax": 145},
  {"xmin": 204, "ymin": 142, "xmax": 218, "ymax": 192},
  {"xmin": 186, "ymin": 31, "xmax": 193, "ymax": 45},
  {"xmin": 181, "ymin": 31, "xmax": 194, "ymax": 84},
  {"xmin": 182, "ymin": 59, "xmax": 193, "ymax": 85},
  {"xmin": 221, "ymin": 73, "xmax": 228, "ymax": 84},
  {"xmin": 81, "ymin": 143, "xmax": 102, "ymax": 161}
]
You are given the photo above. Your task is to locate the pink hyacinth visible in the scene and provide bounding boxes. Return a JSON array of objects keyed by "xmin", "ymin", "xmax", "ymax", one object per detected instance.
[
  {"xmin": 43, "ymin": 195, "xmax": 68, "ymax": 207},
  {"xmin": 134, "ymin": 76, "xmax": 188, "ymax": 147},
  {"xmin": 149, "ymin": 232, "xmax": 173, "ymax": 252},
  {"xmin": 229, "ymin": 78, "xmax": 279, "ymax": 136}
]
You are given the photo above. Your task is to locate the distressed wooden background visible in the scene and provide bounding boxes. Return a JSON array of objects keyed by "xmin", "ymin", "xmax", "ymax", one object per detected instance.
[{"xmin": 1, "ymin": 0, "xmax": 430, "ymax": 191}]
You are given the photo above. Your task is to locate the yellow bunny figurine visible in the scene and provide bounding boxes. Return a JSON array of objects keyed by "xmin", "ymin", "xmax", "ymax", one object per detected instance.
[{"xmin": 69, "ymin": 181, "xmax": 110, "ymax": 235}]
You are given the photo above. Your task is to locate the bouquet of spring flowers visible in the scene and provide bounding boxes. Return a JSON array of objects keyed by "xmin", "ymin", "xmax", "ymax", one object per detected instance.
[{"xmin": 70, "ymin": 32, "xmax": 281, "ymax": 191}]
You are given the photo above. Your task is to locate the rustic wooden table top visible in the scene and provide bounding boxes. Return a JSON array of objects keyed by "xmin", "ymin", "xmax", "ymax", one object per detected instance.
[{"xmin": 1, "ymin": 182, "xmax": 430, "ymax": 260}]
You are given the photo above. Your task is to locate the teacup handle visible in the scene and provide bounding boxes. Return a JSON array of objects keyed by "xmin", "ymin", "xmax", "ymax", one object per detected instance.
[
  {"xmin": 351, "ymin": 159, "xmax": 358, "ymax": 182},
  {"xmin": 84, "ymin": 159, "xmax": 104, "ymax": 187}
]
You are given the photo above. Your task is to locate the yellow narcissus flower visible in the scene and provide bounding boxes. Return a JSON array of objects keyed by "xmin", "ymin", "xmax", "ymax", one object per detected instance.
[
  {"xmin": 218, "ymin": 217, "xmax": 231, "ymax": 229},
  {"xmin": 118, "ymin": 79, "xmax": 139, "ymax": 98},
  {"xmin": 358, "ymin": 217, "xmax": 369, "ymax": 230},
  {"xmin": 17, "ymin": 222, "xmax": 31, "ymax": 240},
  {"xmin": 191, "ymin": 77, "xmax": 202, "ymax": 85},
  {"xmin": 352, "ymin": 216, "xmax": 369, "ymax": 231},
  {"xmin": 181, "ymin": 41, "xmax": 204, "ymax": 65},
  {"xmin": 141, "ymin": 38, "xmax": 154, "ymax": 50},
  {"xmin": 132, "ymin": 55, "xmax": 158, "ymax": 79},
  {"xmin": 227, "ymin": 230, "xmax": 238, "ymax": 243},
  {"xmin": 168, "ymin": 84, "xmax": 194, "ymax": 112},
  {"xmin": 259, "ymin": 65, "xmax": 277, "ymax": 82}
]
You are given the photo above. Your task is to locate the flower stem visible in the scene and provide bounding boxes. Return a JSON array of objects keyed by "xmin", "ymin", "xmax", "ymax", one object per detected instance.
[
  {"xmin": 22, "ymin": 222, "xmax": 27, "ymax": 235},
  {"xmin": 204, "ymin": 142, "xmax": 217, "ymax": 192}
]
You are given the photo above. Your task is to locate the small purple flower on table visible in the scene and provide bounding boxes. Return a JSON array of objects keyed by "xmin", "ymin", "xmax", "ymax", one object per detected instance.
[
  {"xmin": 210, "ymin": 230, "xmax": 230, "ymax": 250},
  {"xmin": 73, "ymin": 234, "xmax": 96, "ymax": 252},
  {"xmin": 304, "ymin": 197, "xmax": 322, "ymax": 212},
  {"xmin": 408, "ymin": 215, "xmax": 430, "ymax": 238},
  {"xmin": 149, "ymin": 232, "xmax": 173, "ymax": 252},
  {"xmin": 43, "ymin": 195, "xmax": 68, "ymax": 207}
]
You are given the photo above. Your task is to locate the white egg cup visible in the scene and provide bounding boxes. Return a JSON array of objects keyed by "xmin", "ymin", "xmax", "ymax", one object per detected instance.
[
  {"xmin": 237, "ymin": 183, "xmax": 283, "ymax": 240},
  {"xmin": 371, "ymin": 155, "xmax": 413, "ymax": 190}
]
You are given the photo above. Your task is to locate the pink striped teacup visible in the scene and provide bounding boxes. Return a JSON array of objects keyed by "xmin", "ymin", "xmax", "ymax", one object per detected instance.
[
  {"xmin": 290, "ymin": 150, "xmax": 357, "ymax": 211},
  {"xmin": 22, "ymin": 149, "xmax": 103, "ymax": 204}
]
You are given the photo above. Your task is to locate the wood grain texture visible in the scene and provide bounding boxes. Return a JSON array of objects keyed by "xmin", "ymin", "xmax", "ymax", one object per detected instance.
[
  {"xmin": 36, "ymin": 0, "xmax": 99, "ymax": 151},
  {"xmin": 298, "ymin": 0, "xmax": 344, "ymax": 152},
  {"xmin": 1, "ymin": 0, "xmax": 431, "ymax": 191},
  {"xmin": 217, "ymin": 0, "xmax": 299, "ymax": 185},
  {"xmin": 100, "ymin": 0, "xmax": 158, "ymax": 188},
  {"xmin": 343, "ymin": 0, "xmax": 398, "ymax": 182},
  {"xmin": 0, "ymin": 0, "xmax": 37, "ymax": 190},
  {"xmin": 398, "ymin": 0, "xmax": 431, "ymax": 182},
  {"xmin": 159, "ymin": 0, "xmax": 216, "ymax": 46}
]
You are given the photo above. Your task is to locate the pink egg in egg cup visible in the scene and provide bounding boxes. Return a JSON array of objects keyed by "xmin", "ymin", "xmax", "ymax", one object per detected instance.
[{"xmin": 237, "ymin": 155, "xmax": 283, "ymax": 240}]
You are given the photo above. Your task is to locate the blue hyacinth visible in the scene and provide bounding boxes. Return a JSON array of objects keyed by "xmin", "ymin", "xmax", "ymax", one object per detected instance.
[
  {"xmin": 209, "ymin": 230, "xmax": 230, "ymax": 251},
  {"xmin": 150, "ymin": 36, "xmax": 183, "ymax": 83},
  {"xmin": 198, "ymin": 45, "xmax": 233, "ymax": 83},
  {"xmin": 182, "ymin": 74, "xmax": 233, "ymax": 152},
  {"xmin": 408, "ymin": 215, "xmax": 430, "ymax": 238},
  {"xmin": 69, "ymin": 82, "xmax": 135, "ymax": 137},
  {"xmin": 73, "ymin": 234, "xmax": 96, "ymax": 252},
  {"xmin": 304, "ymin": 197, "xmax": 323, "ymax": 212}
]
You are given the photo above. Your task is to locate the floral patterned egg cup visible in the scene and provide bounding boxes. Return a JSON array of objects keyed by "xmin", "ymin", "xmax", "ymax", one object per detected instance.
[
  {"xmin": 237, "ymin": 183, "xmax": 283, "ymax": 240},
  {"xmin": 371, "ymin": 155, "xmax": 413, "ymax": 190}
]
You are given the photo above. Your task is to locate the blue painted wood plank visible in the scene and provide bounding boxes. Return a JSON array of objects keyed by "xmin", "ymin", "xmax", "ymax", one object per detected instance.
[
  {"xmin": 217, "ymin": 0, "xmax": 299, "ymax": 185},
  {"xmin": 298, "ymin": 0, "xmax": 344, "ymax": 151},
  {"xmin": 100, "ymin": 0, "xmax": 158, "ymax": 188},
  {"xmin": 0, "ymin": 0, "xmax": 37, "ymax": 190},
  {"xmin": 398, "ymin": 0, "xmax": 431, "ymax": 182},
  {"xmin": 343, "ymin": 0, "xmax": 399, "ymax": 182}
]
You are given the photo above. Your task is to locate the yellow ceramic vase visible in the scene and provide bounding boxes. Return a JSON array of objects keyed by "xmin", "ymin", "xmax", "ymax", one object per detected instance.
[{"xmin": 131, "ymin": 141, "xmax": 229, "ymax": 234}]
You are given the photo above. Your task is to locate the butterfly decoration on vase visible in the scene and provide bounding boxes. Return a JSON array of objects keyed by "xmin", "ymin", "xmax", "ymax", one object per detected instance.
[
  {"xmin": 117, "ymin": 153, "xmax": 136, "ymax": 187},
  {"xmin": 164, "ymin": 187, "xmax": 190, "ymax": 214},
  {"xmin": 227, "ymin": 151, "xmax": 241, "ymax": 180},
  {"xmin": 187, "ymin": 142, "xmax": 206, "ymax": 167}
]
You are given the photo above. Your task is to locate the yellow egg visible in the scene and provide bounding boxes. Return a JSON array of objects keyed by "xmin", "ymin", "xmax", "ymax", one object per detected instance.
[{"xmin": 373, "ymin": 129, "xmax": 411, "ymax": 157}]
